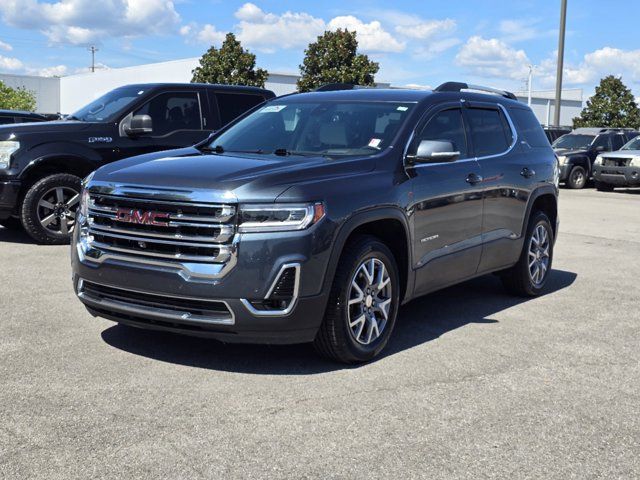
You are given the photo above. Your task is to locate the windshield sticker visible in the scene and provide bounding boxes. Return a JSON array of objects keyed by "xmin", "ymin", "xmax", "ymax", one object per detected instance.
[
  {"xmin": 260, "ymin": 105, "xmax": 287, "ymax": 113},
  {"xmin": 138, "ymin": 90, "xmax": 144, "ymax": 95},
  {"xmin": 397, "ymin": 106, "xmax": 409, "ymax": 111},
  {"xmin": 369, "ymin": 138, "xmax": 382, "ymax": 149}
]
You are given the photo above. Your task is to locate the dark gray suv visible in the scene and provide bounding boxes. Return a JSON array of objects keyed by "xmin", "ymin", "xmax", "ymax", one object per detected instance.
[{"xmin": 71, "ymin": 82, "xmax": 559, "ymax": 363}]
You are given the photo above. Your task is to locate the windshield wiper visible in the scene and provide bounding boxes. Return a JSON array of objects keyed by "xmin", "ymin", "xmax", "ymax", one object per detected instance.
[
  {"xmin": 273, "ymin": 148, "xmax": 314, "ymax": 157},
  {"xmin": 66, "ymin": 115, "xmax": 82, "ymax": 121},
  {"xmin": 199, "ymin": 144, "xmax": 266, "ymax": 155}
]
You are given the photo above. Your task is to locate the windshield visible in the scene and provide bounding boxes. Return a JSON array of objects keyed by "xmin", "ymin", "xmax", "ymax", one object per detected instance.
[
  {"xmin": 552, "ymin": 134, "xmax": 595, "ymax": 150},
  {"xmin": 206, "ymin": 100, "xmax": 416, "ymax": 157},
  {"xmin": 70, "ymin": 86, "xmax": 146, "ymax": 122},
  {"xmin": 621, "ymin": 136, "xmax": 640, "ymax": 150}
]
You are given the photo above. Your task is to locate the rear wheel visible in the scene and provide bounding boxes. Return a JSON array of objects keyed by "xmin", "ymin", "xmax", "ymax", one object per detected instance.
[
  {"xmin": 595, "ymin": 181, "xmax": 614, "ymax": 192},
  {"xmin": 566, "ymin": 165, "xmax": 587, "ymax": 189},
  {"xmin": 20, "ymin": 173, "xmax": 81, "ymax": 244},
  {"xmin": 500, "ymin": 211, "xmax": 554, "ymax": 297},
  {"xmin": 314, "ymin": 235, "xmax": 400, "ymax": 363}
]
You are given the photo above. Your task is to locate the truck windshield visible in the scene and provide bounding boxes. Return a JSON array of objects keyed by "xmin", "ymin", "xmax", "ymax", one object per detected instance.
[
  {"xmin": 621, "ymin": 136, "xmax": 640, "ymax": 150},
  {"xmin": 552, "ymin": 134, "xmax": 595, "ymax": 150},
  {"xmin": 206, "ymin": 100, "xmax": 415, "ymax": 157},
  {"xmin": 69, "ymin": 86, "xmax": 146, "ymax": 122}
]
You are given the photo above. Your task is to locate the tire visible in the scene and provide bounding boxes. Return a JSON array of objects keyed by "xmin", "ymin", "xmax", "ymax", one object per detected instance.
[
  {"xmin": 566, "ymin": 165, "xmax": 587, "ymax": 189},
  {"xmin": 595, "ymin": 181, "xmax": 614, "ymax": 192},
  {"xmin": 500, "ymin": 211, "xmax": 554, "ymax": 297},
  {"xmin": 20, "ymin": 173, "xmax": 82, "ymax": 245},
  {"xmin": 0, "ymin": 217, "xmax": 23, "ymax": 230},
  {"xmin": 314, "ymin": 235, "xmax": 400, "ymax": 364}
]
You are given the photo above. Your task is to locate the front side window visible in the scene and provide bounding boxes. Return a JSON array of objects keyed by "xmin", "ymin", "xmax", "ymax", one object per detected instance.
[
  {"xmin": 413, "ymin": 108, "xmax": 468, "ymax": 159},
  {"xmin": 134, "ymin": 92, "xmax": 201, "ymax": 136},
  {"xmin": 207, "ymin": 101, "xmax": 415, "ymax": 157},
  {"xmin": 0, "ymin": 116, "xmax": 13, "ymax": 125},
  {"xmin": 70, "ymin": 86, "xmax": 146, "ymax": 122},
  {"xmin": 592, "ymin": 135, "xmax": 611, "ymax": 150},
  {"xmin": 622, "ymin": 136, "xmax": 640, "ymax": 150},
  {"xmin": 466, "ymin": 108, "xmax": 512, "ymax": 157}
]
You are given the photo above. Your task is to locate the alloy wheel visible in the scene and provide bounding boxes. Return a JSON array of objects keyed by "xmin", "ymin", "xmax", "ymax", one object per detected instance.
[
  {"xmin": 37, "ymin": 186, "xmax": 80, "ymax": 235},
  {"xmin": 528, "ymin": 224, "xmax": 550, "ymax": 286},
  {"xmin": 347, "ymin": 257, "xmax": 393, "ymax": 345}
]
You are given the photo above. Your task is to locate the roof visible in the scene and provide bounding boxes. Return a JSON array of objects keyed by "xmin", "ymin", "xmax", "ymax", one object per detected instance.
[
  {"xmin": 110, "ymin": 83, "xmax": 273, "ymax": 94},
  {"xmin": 572, "ymin": 127, "xmax": 637, "ymax": 135},
  {"xmin": 282, "ymin": 88, "xmax": 433, "ymax": 102}
]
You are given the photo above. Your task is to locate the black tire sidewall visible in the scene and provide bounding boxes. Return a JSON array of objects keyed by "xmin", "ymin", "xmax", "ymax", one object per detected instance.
[
  {"xmin": 567, "ymin": 166, "xmax": 587, "ymax": 189},
  {"xmin": 21, "ymin": 173, "xmax": 81, "ymax": 244},
  {"xmin": 521, "ymin": 212, "xmax": 554, "ymax": 295}
]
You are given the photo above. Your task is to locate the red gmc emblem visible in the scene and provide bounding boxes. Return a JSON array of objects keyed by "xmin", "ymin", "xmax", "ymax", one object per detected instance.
[{"xmin": 115, "ymin": 208, "xmax": 170, "ymax": 227}]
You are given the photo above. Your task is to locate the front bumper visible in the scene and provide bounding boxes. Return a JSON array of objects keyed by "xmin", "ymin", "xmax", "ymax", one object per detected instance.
[
  {"xmin": 593, "ymin": 165, "xmax": 640, "ymax": 187},
  {"xmin": 0, "ymin": 179, "xmax": 21, "ymax": 219},
  {"xmin": 559, "ymin": 163, "xmax": 570, "ymax": 182},
  {"xmin": 71, "ymin": 221, "xmax": 335, "ymax": 345}
]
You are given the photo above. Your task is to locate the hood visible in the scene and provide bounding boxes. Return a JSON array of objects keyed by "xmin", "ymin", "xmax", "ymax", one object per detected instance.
[
  {"xmin": 598, "ymin": 149, "xmax": 640, "ymax": 159},
  {"xmin": 92, "ymin": 147, "xmax": 375, "ymax": 202},
  {"xmin": 0, "ymin": 120, "xmax": 93, "ymax": 138},
  {"xmin": 553, "ymin": 148, "xmax": 589, "ymax": 156}
]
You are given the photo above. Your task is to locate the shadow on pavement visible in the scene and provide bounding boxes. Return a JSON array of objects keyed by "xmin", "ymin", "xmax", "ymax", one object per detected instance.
[
  {"xmin": 101, "ymin": 269, "xmax": 577, "ymax": 375},
  {"xmin": 0, "ymin": 225, "xmax": 35, "ymax": 245}
]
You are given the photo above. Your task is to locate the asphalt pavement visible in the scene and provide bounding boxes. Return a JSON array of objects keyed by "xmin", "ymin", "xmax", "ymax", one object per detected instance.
[{"xmin": 1, "ymin": 188, "xmax": 639, "ymax": 479}]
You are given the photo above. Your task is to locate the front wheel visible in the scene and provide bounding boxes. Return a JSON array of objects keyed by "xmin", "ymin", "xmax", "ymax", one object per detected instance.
[
  {"xmin": 500, "ymin": 211, "xmax": 554, "ymax": 297},
  {"xmin": 314, "ymin": 235, "xmax": 400, "ymax": 363},
  {"xmin": 566, "ymin": 165, "xmax": 588, "ymax": 189},
  {"xmin": 20, "ymin": 173, "xmax": 82, "ymax": 244}
]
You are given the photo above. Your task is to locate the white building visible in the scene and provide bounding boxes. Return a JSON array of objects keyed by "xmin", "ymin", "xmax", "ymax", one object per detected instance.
[{"xmin": 1, "ymin": 57, "xmax": 583, "ymax": 125}]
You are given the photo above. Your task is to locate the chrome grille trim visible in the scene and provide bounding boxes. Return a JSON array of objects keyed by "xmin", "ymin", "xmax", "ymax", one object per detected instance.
[
  {"xmin": 88, "ymin": 222, "xmax": 234, "ymax": 243},
  {"xmin": 90, "ymin": 240, "xmax": 231, "ymax": 263}
]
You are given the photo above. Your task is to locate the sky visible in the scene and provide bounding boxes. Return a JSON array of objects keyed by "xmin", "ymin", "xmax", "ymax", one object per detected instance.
[{"xmin": 0, "ymin": 0, "xmax": 639, "ymax": 98}]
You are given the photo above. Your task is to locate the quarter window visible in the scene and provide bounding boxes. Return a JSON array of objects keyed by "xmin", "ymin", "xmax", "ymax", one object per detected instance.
[
  {"xmin": 510, "ymin": 108, "xmax": 549, "ymax": 147},
  {"xmin": 134, "ymin": 92, "xmax": 202, "ymax": 136},
  {"xmin": 414, "ymin": 108, "xmax": 468, "ymax": 159},
  {"xmin": 467, "ymin": 108, "xmax": 512, "ymax": 157}
]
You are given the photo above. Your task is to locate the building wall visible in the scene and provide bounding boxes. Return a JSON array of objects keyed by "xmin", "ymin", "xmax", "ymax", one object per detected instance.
[
  {"xmin": 0, "ymin": 73, "xmax": 60, "ymax": 113},
  {"xmin": 514, "ymin": 89, "xmax": 583, "ymax": 126}
]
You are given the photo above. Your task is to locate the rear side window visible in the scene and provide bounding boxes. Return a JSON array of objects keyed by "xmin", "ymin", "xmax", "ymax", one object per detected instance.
[
  {"xmin": 216, "ymin": 93, "xmax": 265, "ymax": 126},
  {"xmin": 510, "ymin": 108, "xmax": 549, "ymax": 147},
  {"xmin": 611, "ymin": 135, "xmax": 625, "ymax": 150},
  {"xmin": 592, "ymin": 135, "xmax": 611, "ymax": 150},
  {"xmin": 466, "ymin": 108, "xmax": 512, "ymax": 157},
  {"xmin": 0, "ymin": 116, "xmax": 13, "ymax": 124}
]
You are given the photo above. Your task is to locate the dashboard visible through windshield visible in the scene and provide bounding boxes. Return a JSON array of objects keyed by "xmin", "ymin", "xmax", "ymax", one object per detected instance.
[{"xmin": 69, "ymin": 87, "xmax": 147, "ymax": 122}]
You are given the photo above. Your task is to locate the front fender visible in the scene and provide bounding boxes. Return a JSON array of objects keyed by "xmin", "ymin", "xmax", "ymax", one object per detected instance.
[{"xmin": 18, "ymin": 141, "xmax": 103, "ymax": 179}]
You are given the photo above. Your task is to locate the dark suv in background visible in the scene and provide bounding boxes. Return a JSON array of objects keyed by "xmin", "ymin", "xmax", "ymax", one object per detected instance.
[
  {"xmin": 0, "ymin": 83, "xmax": 274, "ymax": 243},
  {"xmin": 552, "ymin": 127, "xmax": 639, "ymax": 189},
  {"xmin": 72, "ymin": 82, "xmax": 559, "ymax": 363}
]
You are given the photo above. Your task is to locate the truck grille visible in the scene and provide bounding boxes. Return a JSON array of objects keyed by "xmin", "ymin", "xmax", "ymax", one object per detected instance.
[
  {"xmin": 86, "ymin": 193, "xmax": 236, "ymax": 264},
  {"xmin": 603, "ymin": 157, "xmax": 632, "ymax": 167}
]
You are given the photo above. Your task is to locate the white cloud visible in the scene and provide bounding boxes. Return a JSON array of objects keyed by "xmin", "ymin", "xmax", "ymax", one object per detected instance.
[
  {"xmin": 455, "ymin": 36, "xmax": 531, "ymax": 80},
  {"xmin": 0, "ymin": 0, "xmax": 181, "ymax": 45},
  {"xmin": 327, "ymin": 16, "xmax": 405, "ymax": 53},
  {"xmin": 498, "ymin": 19, "xmax": 552, "ymax": 43},
  {"xmin": 234, "ymin": 3, "xmax": 325, "ymax": 53},
  {"xmin": 0, "ymin": 40, "xmax": 12, "ymax": 51},
  {"xmin": 395, "ymin": 18, "xmax": 456, "ymax": 40},
  {"xmin": 565, "ymin": 47, "xmax": 640, "ymax": 85},
  {"xmin": 195, "ymin": 24, "xmax": 226, "ymax": 45},
  {"xmin": 0, "ymin": 55, "xmax": 23, "ymax": 70},
  {"xmin": 35, "ymin": 64, "xmax": 68, "ymax": 77},
  {"xmin": 414, "ymin": 37, "xmax": 461, "ymax": 59}
]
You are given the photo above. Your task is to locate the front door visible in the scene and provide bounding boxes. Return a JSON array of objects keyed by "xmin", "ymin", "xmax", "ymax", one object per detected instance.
[{"xmin": 409, "ymin": 105, "xmax": 484, "ymax": 296}]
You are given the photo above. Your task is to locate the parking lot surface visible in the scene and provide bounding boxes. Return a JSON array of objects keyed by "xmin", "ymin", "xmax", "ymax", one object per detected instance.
[{"xmin": 1, "ymin": 188, "xmax": 639, "ymax": 479}]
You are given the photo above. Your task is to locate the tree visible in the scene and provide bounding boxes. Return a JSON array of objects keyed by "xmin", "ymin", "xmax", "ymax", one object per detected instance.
[
  {"xmin": 191, "ymin": 33, "xmax": 268, "ymax": 88},
  {"xmin": 573, "ymin": 75, "xmax": 640, "ymax": 129},
  {"xmin": 297, "ymin": 29, "xmax": 379, "ymax": 92},
  {"xmin": 0, "ymin": 81, "xmax": 37, "ymax": 111}
]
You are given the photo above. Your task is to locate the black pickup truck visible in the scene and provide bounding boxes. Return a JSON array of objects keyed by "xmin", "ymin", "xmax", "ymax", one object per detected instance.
[{"xmin": 0, "ymin": 83, "xmax": 275, "ymax": 243}]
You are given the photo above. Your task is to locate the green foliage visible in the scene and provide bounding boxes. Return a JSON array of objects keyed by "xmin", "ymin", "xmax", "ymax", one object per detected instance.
[
  {"xmin": 297, "ymin": 29, "xmax": 379, "ymax": 92},
  {"xmin": 191, "ymin": 33, "xmax": 268, "ymax": 88},
  {"xmin": 0, "ymin": 81, "xmax": 37, "ymax": 111},
  {"xmin": 573, "ymin": 76, "xmax": 640, "ymax": 129}
]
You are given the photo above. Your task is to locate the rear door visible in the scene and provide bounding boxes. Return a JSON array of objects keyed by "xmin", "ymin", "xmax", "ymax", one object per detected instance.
[{"xmin": 410, "ymin": 104, "xmax": 484, "ymax": 295}]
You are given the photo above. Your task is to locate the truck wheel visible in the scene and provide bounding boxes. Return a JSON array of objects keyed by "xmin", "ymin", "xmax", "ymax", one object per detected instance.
[
  {"xmin": 20, "ymin": 173, "xmax": 82, "ymax": 245},
  {"xmin": 595, "ymin": 181, "xmax": 614, "ymax": 192},
  {"xmin": 0, "ymin": 217, "xmax": 23, "ymax": 230},
  {"xmin": 314, "ymin": 235, "xmax": 400, "ymax": 364},
  {"xmin": 566, "ymin": 165, "xmax": 587, "ymax": 189},
  {"xmin": 500, "ymin": 211, "xmax": 554, "ymax": 297}
]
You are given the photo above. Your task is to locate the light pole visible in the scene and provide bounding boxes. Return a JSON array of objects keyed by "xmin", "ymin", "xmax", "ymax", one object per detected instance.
[
  {"xmin": 528, "ymin": 65, "xmax": 534, "ymax": 106},
  {"xmin": 554, "ymin": 0, "xmax": 568, "ymax": 126}
]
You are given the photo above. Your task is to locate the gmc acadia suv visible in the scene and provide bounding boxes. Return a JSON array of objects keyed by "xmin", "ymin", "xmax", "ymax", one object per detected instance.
[
  {"xmin": 0, "ymin": 83, "xmax": 274, "ymax": 243},
  {"xmin": 71, "ymin": 82, "xmax": 559, "ymax": 363}
]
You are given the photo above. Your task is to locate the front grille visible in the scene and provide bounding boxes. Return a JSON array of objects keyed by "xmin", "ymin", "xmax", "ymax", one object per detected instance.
[
  {"xmin": 603, "ymin": 158, "xmax": 632, "ymax": 167},
  {"xmin": 79, "ymin": 280, "xmax": 234, "ymax": 324},
  {"xmin": 86, "ymin": 193, "xmax": 236, "ymax": 264}
]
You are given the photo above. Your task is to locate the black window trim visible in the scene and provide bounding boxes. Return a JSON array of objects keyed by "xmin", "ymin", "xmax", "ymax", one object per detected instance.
[{"xmin": 463, "ymin": 101, "xmax": 518, "ymax": 160}]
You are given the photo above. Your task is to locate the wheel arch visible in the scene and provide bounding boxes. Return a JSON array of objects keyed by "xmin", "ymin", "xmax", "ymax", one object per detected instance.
[
  {"xmin": 522, "ymin": 186, "xmax": 558, "ymax": 240},
  {"xmin": 324, "ymin": 207, "xmax": 414, "ymax": 304}
]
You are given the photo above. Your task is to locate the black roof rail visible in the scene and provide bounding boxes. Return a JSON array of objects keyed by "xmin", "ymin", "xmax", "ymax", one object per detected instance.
[
  {"xmin": 314, "ymin": 83, "xmax": 379, "ymax": 92},
  {"xmin": 435, "ymin": 81, "xmax": 518, "ymax": 101}
]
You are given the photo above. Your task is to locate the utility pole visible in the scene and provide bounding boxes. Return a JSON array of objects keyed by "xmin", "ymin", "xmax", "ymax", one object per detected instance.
[
  {"xmin": 554, "ymin": 0, "xmax": 568, "ymax": 126},
  {"xmin": 88, "ymin": 45, "xmax": 98, "ymax": 73},
  {"xmin": 527, "ymin": 65, "xmax": 534, "ymax": 107}
]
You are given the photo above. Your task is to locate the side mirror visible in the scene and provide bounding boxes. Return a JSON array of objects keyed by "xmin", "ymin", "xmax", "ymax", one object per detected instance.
[
  {"xmin": 125, "ymin": 114, "xmax": 153, "ymax": 136},
  {"xmin": 594, "ymin": 145, "xmax": 606, "ymax": 152},
  {"xmin": 407, "ymin": 140, "xmax": 460, "ymax": 164}
]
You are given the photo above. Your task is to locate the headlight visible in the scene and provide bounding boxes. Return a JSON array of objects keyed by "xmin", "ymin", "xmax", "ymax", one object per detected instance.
[
  {"xmin": 594, "ymin": 155, "xmax": 604, "ymax": 166},
  {"xmin": 238, "ymin": 203, "xmax": 325, "ymax": 233},
  {"xmin": 557, "ymin": 155, "xmax": 567, "ymax": 165},
  {"xmin": 630, "ymin": 157, "xmax": 640, "ymax": 167},
  {"xmin": 0, "ymin": 140, "xmax": 20, "ymax": 169}
]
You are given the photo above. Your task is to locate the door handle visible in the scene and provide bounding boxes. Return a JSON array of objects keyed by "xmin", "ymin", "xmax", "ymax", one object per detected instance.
[
  {"xmin": 520, "ymin": 167, "xmax": 536, "ymax": 178},
  {"xmin": 466, "ymin": 173, "xmax": 483, "ymax": 185}
]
